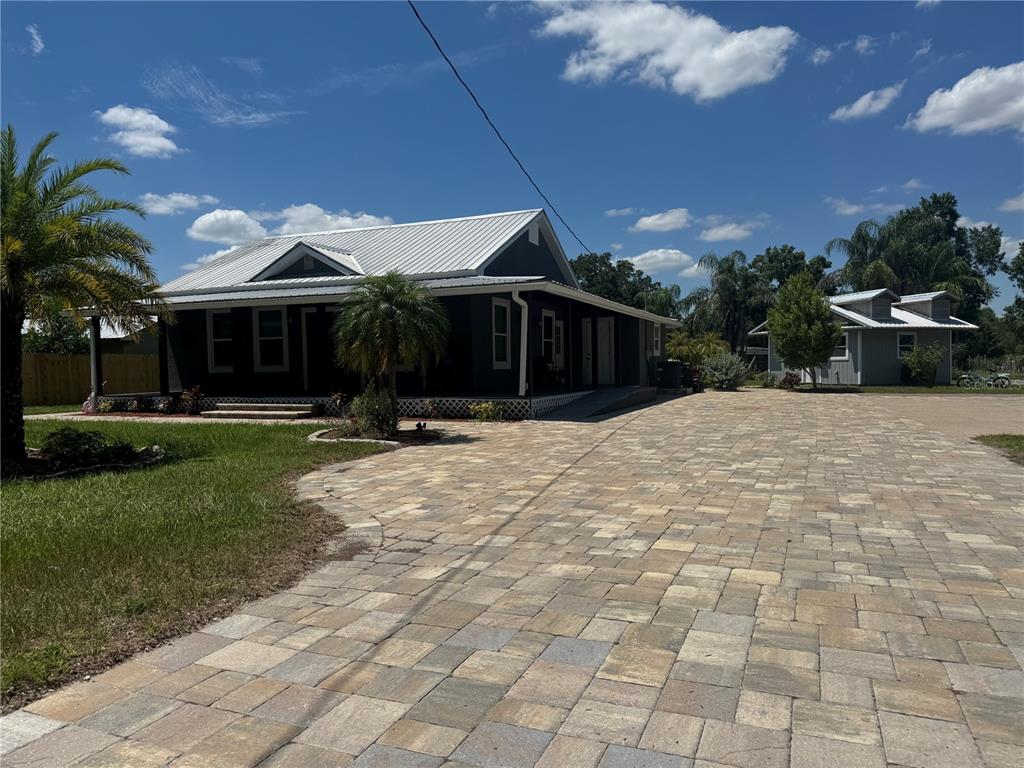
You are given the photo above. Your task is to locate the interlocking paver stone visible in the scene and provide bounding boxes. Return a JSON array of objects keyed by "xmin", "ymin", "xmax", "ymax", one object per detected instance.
[{"xmin": 10, "ymin": 393, "xmax": 1024, "ymax": 767}]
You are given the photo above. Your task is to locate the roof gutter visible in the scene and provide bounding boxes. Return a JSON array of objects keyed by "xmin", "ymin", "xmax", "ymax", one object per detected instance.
[{"xmin": 512, "ymin": 289, "xmax": 529, "ymax": 397}]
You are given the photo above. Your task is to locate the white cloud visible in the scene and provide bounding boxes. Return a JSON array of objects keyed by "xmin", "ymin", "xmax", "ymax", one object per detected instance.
[
  {"xmin": 829, "ymin": 81, "xmax": 905, "ymax": 121},
  {"xmin": 854, "ymin": 35, "xmax": 877, "ymax": 56},
  {"xmin": 998, "ymin": 193, "xmax": 1024, "ymax": 212},
  {"xmin": 26, "ymin": 24, "xmax": 43, "ymax": 56},
  {"xmin": 609, "ymin": 242, "xmax": 623, "ymax": 252},
  {"xmin": 697, "ymin": 214, "xmax": 767, "ymax": 242},
  {"xmin": 182, "ymin": 247, "xmax": 234, "ymax": 271},
  {"xmin": 810, "ymin": 47, "xmax": 833, "ymax": 66},
  {"xmin": 902, "ymin": 178, "xmax": 926, "ymax": 191},
  {"xmin": 187, "ymin": 209, "xmax": 268, "ymax": 244},
  {"xmin": 956, "ymin": 215, "xmax": 991, "ymax": 229},
  {"xmin": 604, "ymin": 207, "xmax": 635, "ymax": 217},
  {"xmin": 270, "ymin": 204, "xmax": 393, "ymax": 235},
  {"xmin": 140, "ymin": 192, "xmax": 219, "ymax": 215},
  {"xmin": 906, "ymin": 62, "xmax": 1024, "ymax": 136},
  {"xmin": 915, "ymin": 0, "xmax": 941, "ymax": 8},
  {"xmin": 220, "ymin": 56, "xmax": 263, "ymax": 75},
  {"xmin": 144, "ymin": 62, "xmax": 296, "ymax": 126},
  {"xmin": 629, "ymin": 208, "xmax": 691, "ymax": 233},
  {"xmin": 826, "ymin": 197, "xmax": 905, "ymax": 216},
  {"xmin": 913, "ymin": 39, "xmax": 932, "ymax": 61},
  {"xmin": 537, "ymin": 1, "xmax": 798, "ymax": 102},
  {"xmin": 95, "ymin": 105, "xmax": 181, "ymax": 158},
  {"xmin": 187, "ymin": 204, "xmax": 393, "ymax": 244},
  {"xmin": 628, "ymin": 248, "xmax": 702, "ymax": 277},
  {"xmin": 1001, "ymin": 236, "xmax": 1022, "ymax": 257}
]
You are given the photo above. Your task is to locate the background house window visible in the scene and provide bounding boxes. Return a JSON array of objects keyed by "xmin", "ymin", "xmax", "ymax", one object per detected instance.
[
  {"xmin": 207, "ymin": 310, "xmax": 233, "ymax": 373},
  {"xmin": 542, "ymin": 310, "xmax": 555, "ymax": 363},
  {"xmin": 831, "ymin": 332, "xmax": 849, "ymax": 361},
  {"xmin": 897, "ymin": 332, "xmax": 916, "ymax": 358},
  {"xmin": 492, "ymin": 298, "xmax": 510, "ymax": 370},
  {"xmin": 253, "ymin": 307, "xmax": 288, "ymax": 372}
]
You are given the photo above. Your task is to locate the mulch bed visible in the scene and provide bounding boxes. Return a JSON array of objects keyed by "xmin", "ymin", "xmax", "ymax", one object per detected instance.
[
  {"xmin": 319, "ymin": 428, "xmax": 443, "ymax": 446},
  {"xmin": 18, "ymin": 446, "xmax": 165, "ymax": 480}
]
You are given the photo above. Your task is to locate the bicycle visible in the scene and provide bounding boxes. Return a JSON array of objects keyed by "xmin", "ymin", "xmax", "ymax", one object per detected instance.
[{"xmin": 956, "ymin": 369, "xmax": 1011, "ymax": 388}]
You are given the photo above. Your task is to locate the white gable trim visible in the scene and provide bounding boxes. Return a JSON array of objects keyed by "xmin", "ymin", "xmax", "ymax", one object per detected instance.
[{"xmin": 250, "ymin": 243, "xmax": 361, "ymax": 282}]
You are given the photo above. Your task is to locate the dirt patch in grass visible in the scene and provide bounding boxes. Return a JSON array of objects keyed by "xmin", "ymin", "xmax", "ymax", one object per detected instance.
[
  {"xmin": 1, "ymin": 421, "xmax": 382, "ymax": 713},
  {"xmin": 319, "ymin": 427, "xmax": 444, "ymax": 445},
  {"xmin": 975, "ymin": 434, "xmax": 1024, "ymax": 466}
]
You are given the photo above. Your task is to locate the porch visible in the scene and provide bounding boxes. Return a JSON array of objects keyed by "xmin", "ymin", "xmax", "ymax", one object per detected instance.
[{"xmin": 86, "ymin": 287, "xmax": 670, "ymax": 404}]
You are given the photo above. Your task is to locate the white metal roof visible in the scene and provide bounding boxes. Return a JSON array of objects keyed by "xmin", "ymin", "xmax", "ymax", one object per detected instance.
[
  {"xmin": 163, "ymin": 209, "xmax": 555, "ymax": 293},
  {"xmin": 829, "ymin": 288, "xmax": 899, "ymax": 305},
  {"xmin": 894, "ymin": 291, "xmax": 951, "ymax": 304}
]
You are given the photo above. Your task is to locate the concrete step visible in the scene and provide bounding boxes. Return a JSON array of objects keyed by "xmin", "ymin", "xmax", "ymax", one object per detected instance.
[
  {"xmin": 213, "ymin": 402, "xmax": 314, "ymax": 412},
  {"xmin": 200, "ymin": 409, "xmax": 311, "ymax": 420}
]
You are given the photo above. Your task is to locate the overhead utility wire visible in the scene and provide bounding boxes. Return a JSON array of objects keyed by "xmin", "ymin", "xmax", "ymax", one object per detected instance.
[{"xmin": 406, "ymin": 0, "xmax": 593, "ymax": 253}]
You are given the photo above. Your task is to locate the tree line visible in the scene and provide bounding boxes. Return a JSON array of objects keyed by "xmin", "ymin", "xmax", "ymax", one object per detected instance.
[{"xmin": 571, "ymin": 192, "xmax": 1023, "ymax": 360}]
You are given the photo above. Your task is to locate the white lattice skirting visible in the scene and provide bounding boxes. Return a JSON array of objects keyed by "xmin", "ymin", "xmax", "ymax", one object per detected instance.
[{"xmin": 98, "ymin": 391, "xmax": 594, "ymax": 420}]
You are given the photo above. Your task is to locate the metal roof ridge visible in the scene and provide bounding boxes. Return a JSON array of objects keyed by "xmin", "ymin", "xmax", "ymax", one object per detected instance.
[{"xmin": 256, "ymin": 208, "xmax": 544, "ymax": 242}]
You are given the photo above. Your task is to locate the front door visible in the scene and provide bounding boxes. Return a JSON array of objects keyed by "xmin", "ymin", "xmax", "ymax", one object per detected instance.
[
  {"xmin": 597, "ymin": 317, "xmax": 615, "ymax": 386},
  {"xmin": 581, "ymin": 318, "xmax": 593, "ymax": 387}
]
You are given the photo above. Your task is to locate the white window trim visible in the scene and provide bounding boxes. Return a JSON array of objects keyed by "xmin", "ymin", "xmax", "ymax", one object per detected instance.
[
  {"xmin": 897, "ymin": 331, "xmax": 917, "ymax": 359},
  {"xmin": 541, "ymin": 309, "xmax": 556, "ymax": 364},
  {"xmin": 492, "ymin": 298, "xmax": 511, "ymax": 370},
  {"xmin": 830, "ymin": 332, "xmax": 849, "ymax": 361},
  {"xmin": 252, "ymin": 306, "xmax": 289, "ymax": 373},
  {"xmin": 653, "ymin": 324, "xmax": 662, "ymax": 357},
  {"xmin": 206, "ymin": 309, "xmax": 234, "ymax": 373}
]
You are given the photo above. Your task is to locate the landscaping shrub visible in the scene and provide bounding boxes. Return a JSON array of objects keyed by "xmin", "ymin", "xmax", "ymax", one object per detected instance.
[
  {"xmin": 702, "ymin": 353, "xmax": 749, "ymax": 391},
  {"xmin": 901, "ymin": 343, "xmax": 945, "ymax": 387},
  {"xmin": 780, "ymin": 371, "xmax": 802, "ymax": 390},
  {"xmin": 97, "ymin": 400, "xmax": 114, "ymax": 414},
  {"xmin": 350, "ymin": 384, "xmax": 398, "ymax": 438},
  {"xmin": 469, "ymin": 401, "xmax": 504, "ymax": 421},
  {"xmin": 752, "ymin": 371, "xmax": 777, "ymax": 388},
  {"xmin": 40, "ymin": 427, "xmax": 136, "ymax": 469},
  {"xmin": 178, "ymin": 386, "xmax": 203, "ymax": 415}
]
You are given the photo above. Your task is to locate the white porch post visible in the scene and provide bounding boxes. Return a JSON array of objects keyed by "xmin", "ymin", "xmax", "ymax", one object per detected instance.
[{"xmin": 512, "ymin": 289, "xmax": 529, "ymax": 397}]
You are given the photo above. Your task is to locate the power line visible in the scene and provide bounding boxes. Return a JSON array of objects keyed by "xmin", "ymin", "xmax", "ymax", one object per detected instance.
[{"xmin": 406, "ymin": 0, "xmax": 593, "ymax": 253}]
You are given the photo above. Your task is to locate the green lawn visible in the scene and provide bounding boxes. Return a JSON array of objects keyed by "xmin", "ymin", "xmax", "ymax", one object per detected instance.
[
  {"xmin": 24, "ymin": 403, "xmax": 81, "ymax": 414},
  {"xmin": 1, "ymin": 420, "xmax": 382, "ymax": 703},
  {"xmin": 975, "ymin": 434, "xmax": 1024, "ymax": 465}
]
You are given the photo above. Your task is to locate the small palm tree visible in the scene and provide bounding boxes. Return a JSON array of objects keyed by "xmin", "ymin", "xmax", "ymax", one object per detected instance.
[
  {"xmin": 333, "ymin": 272, "xmax": 449, "ymax": 399},
  {"xmin": 1, "ymin": 127, "xmax": 166, "ymax": 476}
]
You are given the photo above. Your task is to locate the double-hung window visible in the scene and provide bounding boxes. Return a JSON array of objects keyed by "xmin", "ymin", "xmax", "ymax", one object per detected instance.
[
  {"xmin": 653, "ymin": 324, "xmax": 662, "ymax": 357},
  {"xmin": 492, "ymin": 298, "xmax": 510, "ymax": 370},
  {"xmin": 207, "ymin": 310, "xmax": 234, "ymax": 373},
  {"xmin": 897, "ymin": 332, "xmax": 916, "ymax": 359},
  {"xmin": 253, "ymin": 307, "xmax": 288, "ymax": 372},
  {"xmin": 831, "ymin": 332, "xmax": 849, "ymax": 361}
]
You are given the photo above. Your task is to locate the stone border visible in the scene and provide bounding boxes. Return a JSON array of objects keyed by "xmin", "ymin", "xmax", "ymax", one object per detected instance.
[{"xmin": 306, "ymin": 429, "xmax": 399, "ymax": 447}]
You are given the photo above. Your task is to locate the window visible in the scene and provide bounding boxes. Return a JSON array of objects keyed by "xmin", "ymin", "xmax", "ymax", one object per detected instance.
[
  {"xmin": 897, "ymin": 332, "xmax": 916, "ymax": 359},
  {"xmin": 253, "ymin": 307, "xmax": 288, "ymax": 372},
  {"xmin": 207, "ymin": 310, "xmax": 234, "ymax": 373},
  {"xmin": 492, "ymin": 298, "xmax": 510, "ymax": 370},
  {"xmin": 653, "ymin": 324, "xmax": 662, "ymax": 357},
  {"xmin": 542, "ymin": 310, "xmax": 556, "ymax": 363},
  {"xmin": 831, "ymin": 332, "xmax": 849, "ymax": 361}
]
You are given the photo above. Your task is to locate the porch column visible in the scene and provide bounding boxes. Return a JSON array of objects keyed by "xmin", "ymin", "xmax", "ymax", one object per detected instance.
[
  {"xmin": 512, "ymin": 290, "xmax": 529, "ymax": 397},
  {"xmin": 157, "ymin": 318, "xmax": 169, "ymax": 395},
  {"xmin": 89, "ymin": 316, "xmax": 103, "ymax": 400}
]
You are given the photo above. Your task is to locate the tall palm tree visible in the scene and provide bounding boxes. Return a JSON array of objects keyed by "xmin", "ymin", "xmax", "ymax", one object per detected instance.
[
  {"xmin": 333, "ymin": 272, "xmax": 449, "ymax": 400},
  {"xmin": 681, "ymin": 251, "xmax": 769, "ymax": 352},
  {"xmin": 1, "ymin": 127, "xmax": 165, "ymax": 476},
  {"xmin": 824, "ymin": 219, "xmax": 884, "ymax": 291}
]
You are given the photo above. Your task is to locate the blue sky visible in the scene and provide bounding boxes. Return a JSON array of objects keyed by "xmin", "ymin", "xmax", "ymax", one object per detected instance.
[{"xmin": 3, "ymin": 1, "xmax": 1023, "ymax": 309}]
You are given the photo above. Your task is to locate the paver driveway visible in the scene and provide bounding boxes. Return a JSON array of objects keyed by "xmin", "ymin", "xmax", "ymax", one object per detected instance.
[{"xmin": 4, "ymin": 391, "xmax": 1023, "ymax": 767}]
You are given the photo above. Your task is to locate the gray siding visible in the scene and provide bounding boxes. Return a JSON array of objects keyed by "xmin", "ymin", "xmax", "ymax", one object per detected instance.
[
  {"xmin": 768, "ymin": 331, "xmax": 861, "ymax": 385},
  {"xmin": 860, "ymin": 328, "xmax": 951, "ymax": 385}
]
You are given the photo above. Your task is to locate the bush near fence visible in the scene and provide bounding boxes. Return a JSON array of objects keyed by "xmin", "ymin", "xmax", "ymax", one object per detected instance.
[{"xmin": 21, "ymin": 353, "xmax": 160, "ymax": 406}]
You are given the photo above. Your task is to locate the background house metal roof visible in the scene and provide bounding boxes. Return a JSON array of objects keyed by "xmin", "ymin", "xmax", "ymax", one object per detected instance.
[
  {"xmin": 894, "ymin": 291, "xmax": 951, "ymax": 304},
  {"xmin": 163, "ymin": 209, "xmax": 545, "ymax": 294},
  {"xmin": 829, "ymin": 289, "xmax": 899, "ymax": 305}
]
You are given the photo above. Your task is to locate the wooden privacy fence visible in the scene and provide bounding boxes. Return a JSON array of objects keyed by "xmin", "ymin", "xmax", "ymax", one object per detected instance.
[{"xmin": 22, "ymin": 353, "xmax": 160, "ymax": 405}]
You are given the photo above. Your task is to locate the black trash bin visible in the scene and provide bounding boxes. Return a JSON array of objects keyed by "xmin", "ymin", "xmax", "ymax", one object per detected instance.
[{"xmin": 657, "ymin": 360, "xmax": 683, "ymax": 389}]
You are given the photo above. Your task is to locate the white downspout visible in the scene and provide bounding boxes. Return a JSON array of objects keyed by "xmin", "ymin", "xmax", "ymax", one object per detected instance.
[{"xmin": 512, "ymin": 289, "xmax": 529, "ymax": 397}]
